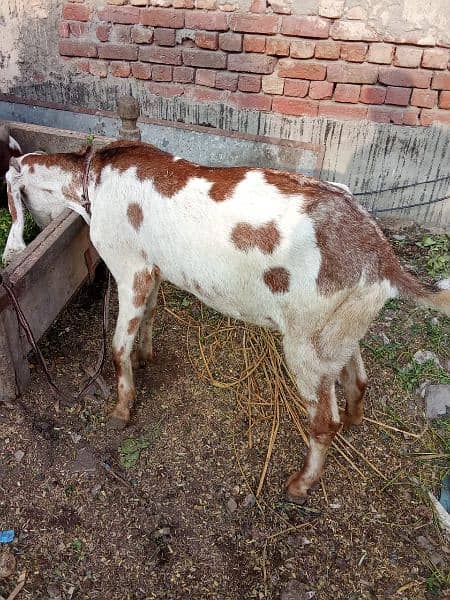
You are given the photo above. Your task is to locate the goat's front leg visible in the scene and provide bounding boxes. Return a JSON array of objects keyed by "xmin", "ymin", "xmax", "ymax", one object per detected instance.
[
  {"xmin": 2, "ymin": 175, "xmax": 26, "ymax": 264},
  {"xmin": 286, "ymin": 377, "xmax": 341, "ymax": 502},
  {"xmin": 109, "ymin": 266, "xmax": 157, "ymax": 428}
]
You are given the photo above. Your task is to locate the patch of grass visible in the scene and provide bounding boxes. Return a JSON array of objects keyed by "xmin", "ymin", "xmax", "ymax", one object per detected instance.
[
  {"xmin": 426, "ymin": 567, "xmax": 450, "ymax": 594},
  {"xmin": 0, "ymin": 207, "xmax": 40, "ymax": 259},
  {"xmin": 416, "ymin": 234, "xmax": 449, "ymax": 278},
  {"xmin": 119, "ymin": 436, "xmax": 151, "ymax": 469},
  {"xmin": 397, "ymin": 359, "xmax": 450, "ymax": 392}
]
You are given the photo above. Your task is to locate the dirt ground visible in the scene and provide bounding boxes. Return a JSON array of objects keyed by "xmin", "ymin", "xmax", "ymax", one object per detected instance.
[{"xmin": 0, "ymin": 224, "xmax": 449, "ymax": 600}]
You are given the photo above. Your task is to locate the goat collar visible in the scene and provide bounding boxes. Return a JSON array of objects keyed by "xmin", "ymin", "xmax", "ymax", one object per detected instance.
[{"xmin": 80, "ymin": 145, "xmax": 96, "ymax": 215}]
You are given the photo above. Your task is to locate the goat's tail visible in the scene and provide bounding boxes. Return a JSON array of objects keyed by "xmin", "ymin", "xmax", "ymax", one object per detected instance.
[{"xmin": 391, "ymin": 266, "xmax": 450, "ymax": 317}]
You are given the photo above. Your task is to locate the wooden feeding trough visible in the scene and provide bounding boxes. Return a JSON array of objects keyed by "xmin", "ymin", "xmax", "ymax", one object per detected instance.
[{"xmin": 0, "ymin": 96, "xmax": 141, "ymax": 402}]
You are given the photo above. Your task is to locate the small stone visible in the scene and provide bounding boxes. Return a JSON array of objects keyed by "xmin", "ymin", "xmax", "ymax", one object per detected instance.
[
  {"xmin": 380, "ymin": 333, "xmax": 390, "ymax": 345},
  {"xmin": 281, "ymin": 580, "xmax": 315, "ymax": 600},
  {"xmin": 392, "ymin": 234, "xmax": 406, "ymax": 241},
  {"xmin": 68, "ymin": 447, "xmax": 98, "ymax": 474},
  {"xmin": 329, "ymin": 501, "xmax": 341, "ymax": 509},
  {"xmin": 231, "ymin": 485, "xmax": 240, "ymax": 496},
  {"xmin": 413, "ymin": 350, "xmax": 441, "ymax": 368},
  {"xmin": 242, "ymin": 493, "xmax": 256, "ymax": 508},
  {"xmin": 47, "ymin": 584, "xmax": 62, "ymax": 599},
  {"xmin": 69, "ymin": 432, "xmax": 81, "ymax": 444},
  {"xmin": 0, "ymin": 550, "xmax": 16, "ymax": 579},
  {"xmin": 91, "ymin": 483, "xmax": 102, "ymax": 497},
  {"xmin": 424, "ymin": 384, "xmax": 450, "ymax": 420},
  {"xmin": 13, "ymin": 450, "xmax": 24, "ymax": 462},
  {"xmin": 226, "ymin": 498, "xmax": 238, "ymax": 513}
]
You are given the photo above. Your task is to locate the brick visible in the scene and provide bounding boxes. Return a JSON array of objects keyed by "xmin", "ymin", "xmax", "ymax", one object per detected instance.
[
  {"xmin": 401, "ymin": 108, "xmax": 420, "ymax": 126},
  {"xmin": 243, "ymin": 35, "xmax": 266, "ymax": 53},
  {"xmin": 130, "ymin": 0, "xmax": 151, "ymax": 4},
  {"xmin": 266, "ymin": 37, "xmax": 290, "ymax": 56},
  {"xmin": 108, "ymin": 0, "xmax": 127, "ymax": 4},
  {"xmin": 318, "ymin": 102, "xmax": 368, "ymax": 120},
  {"xmin": 411, "ymin": 88, "xmax": 438, "ymax": 108},
  {"xmin": 340, "ymin": 42, "xmax": 367, "ymax": 62},
  {"xmin": 278, "ymin": 58, "xmax": 326, "ymax": 80},
  {"xmin": 131, "ymin": 62, "xmax": 153, "ymax": 79},
  {"xmin": 75, "ymin": 59, "xmax": 90, "ymax": 73},
  {"xmin": 89, "ymin": 60, "xmax": 108, "ymax": 77},
  {"xmin": 140, "ymin": 9, "xmax": 184, "ymax": 28},
  {"xmin": 98, "ymin": 43, "xmax": 138, "ymax": 60},
  {"xmin": 272, "ymin": 97, "xmax": 318, "ymax": 116},
  {"xmin": 195, "ymin": 31, "xmax": 219, "ymax": 49},
  {"xmin": 230, "ymin": 93, "xmax": 272, "ymax": 111},
  {"xmin": 334, "ymin": 83, "xmax": 360, "ymax": 103},
  {"xmin": 228, "ymin": 53, "xmax": 276, "ymax": 74},
  {"xmin": 422, "ymin": 48, "xmax": 448, "ymax": 70},
  {"xmin": 217, "ymin": 0, "xmax": 236, "ymax": 9},
  {"xmin": 173, "ymin": 66, "xmax": 195, "ymax": 82},
  {"xmin": 196, "ymin": 0, "xmax": 216, "ymax": 7},
  {"xmin": 196, "ymin": 68, "xmax": 216, "ymax": 86},
  {"xmin": 318, "ymin": 0, "xmax": 344, "ymax": 19},
  {"xmin": 308, "ymin": 80, "xmax": 333, "ymax": 99},
  {"xmin": 219, "ymin": 32, "xmax": 242, "ymax": 52},
  {"xmin": 346, "ymin": 6, "xmax": 366, "ymax": 19},
  {"xmin": 314, "ymin": 40, "xmax": 340, "ymax": 60},
  {"xmin": 185, "ymin": 10, "xmax": 228, "ymax": 30},
  {"xmin": 393, "ymin": 46, "xmax": 423, "ymax": 68},
  {"xmin": 327, "ymin": 62, "xmax": 377, "ymax": 83},
  {"xmin": 360, "ymin": 85, "xmax": 386, "ymax": 104},
  {"xmin": 330, "ymin": 20, "xmax": 379, "ymax": 42},
  {"xmin": 379, "ymin": 67, "xmax": 431, "ymax": 88},
  {"xmin": 59, "ymin": 40, "xmax": 97, "ymax": 57},
  {"xmin": 269, "ymin": 0, "xmax": 290, "ymax": 13},
  {"xmin": 69, "ymin": 22, "xmax": 86, "ymax": 37},
  {"xmin": 281, "ymin": 16, "xmax": 330, "ymax": 39},
  {"xmin": 420, "ymin": 109, "xmax": 450, "ymax": 126},
  {"xmin": 140, "ymin": 45, "xmax": 182, "ymax": 64},
  {"xmin": 146, "ymin": 82, "xmax": 185, "ymax": 97},
  {"xmin": 284, "ymin": 78, "xmax": 309, "ymax": 97},
  {"xmin": 250, "ymin": 0, "xmax": 267, "ymax": 12},
  {"xmin": 368, "ymin": 105, "xmax": 419, "ymax": 126},
  {"xmin": 111, "ymin": 25, "xmax": 131, "ymax": 44},
  {"xmin": 59, "ymin": 22, "xmax": 70, "ymax": 38},
  {"xmin": 154, "ymin": 28, "xmax": 176, "ymax": 46},
  {"xmin": 63, "ymin": 3, "xmax": 90, "ymax": 21},
  {"xmin": 262, "ymin": 74, "xmax": 284, "ymax": 95},
  {"xmin": 183, "ymin": 48, "xmax": 227, "ymax": 68},
  {"xmin": 110, "ymin": 61, "xmax": 131, "ymax": 77},
  {"xmin": 385, "ymin": 32, "xmax": 435, "ymax": 47},
  {"xmin": 230, "ymin": 14, "xmax": 278, "ymax": 34},
  {"xmin": 367, "ymin": 43, "xmax": 394, "ymax": 64},
  {"xmin": 186, "ymin": 86, "xmax": 230, "ymax": 102},
  {"xmin": 98, "ymin": 6, "xmax": 140, "ymax": 24},
  {"xmin": 431, "ymin": 71, "xmax": 450, "ymax": 90},
  {"xmin": 173, "ymin": 0, "xmax": 194, "ymax": 6},
  {"xmin": 439, "ymin": 91, "xmax": 450, "ymax": 109},
  {"xmin": 96, "ymin": 25, "xmax": 111, "ymax": 42},
  {"xmin": 385, "ymin": 86, "xmax": 411, "ymax": 106},
  {"xmin": 131, "ymin": 25, "xmax": 153, "ymax": 44},
  {"xmin": 152, "ymin": 64, "xmax": 173, "ymax": 81},
  {"xmin": 238, "ymin": 73, "xmax": 261, "ymax": 92},
  {"xmin": 290, "ymin": 40, "xmax": 315, "ymax": 59},
  {"xmin": 215, "ymin": 71, "xmax": 238, "ymax": 90}
]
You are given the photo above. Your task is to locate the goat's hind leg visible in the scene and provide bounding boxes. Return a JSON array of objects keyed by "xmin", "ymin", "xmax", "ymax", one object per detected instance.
[
  {"xmin": 108, "ymin": 265, "xmax": 158, "ymax": 428},
  {"xmin": 339, "ymin": 344, "xmax": 367, "ymax": 427},
  {"xmin": 132, "ymin": 269, "xmax": 161, "ymax": 368}
]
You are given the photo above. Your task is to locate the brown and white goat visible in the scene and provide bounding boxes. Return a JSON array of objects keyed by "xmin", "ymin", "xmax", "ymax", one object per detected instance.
[{"xmin": 3, "ymin": 141, "xmax": 449, "ymax": 502}]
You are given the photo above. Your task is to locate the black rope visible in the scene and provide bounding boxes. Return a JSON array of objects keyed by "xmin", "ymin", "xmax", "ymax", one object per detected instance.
[{"xmin": 353, "ymin": 174, "xmax": 450, "ymax": 196}]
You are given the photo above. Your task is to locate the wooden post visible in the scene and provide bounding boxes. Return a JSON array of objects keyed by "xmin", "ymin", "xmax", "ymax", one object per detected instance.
[{"xmin": 117, "ymin": 96, "xmax": 141, "ymax": 141}]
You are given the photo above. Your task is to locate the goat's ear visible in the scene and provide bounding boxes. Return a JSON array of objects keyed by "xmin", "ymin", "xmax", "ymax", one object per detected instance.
[
  {"xmin": 0, "ymin": 123, "xmax": 9, "ymax": 143},
  {"xmin": 9, "ymin": 156, "xmax": 21, "ymax": 172}
]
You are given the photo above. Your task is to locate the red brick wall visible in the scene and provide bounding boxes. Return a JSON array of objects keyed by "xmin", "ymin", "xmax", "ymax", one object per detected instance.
[{"xmin": 58, "ymin": 0, "xmax": 450, "ymax": 126}]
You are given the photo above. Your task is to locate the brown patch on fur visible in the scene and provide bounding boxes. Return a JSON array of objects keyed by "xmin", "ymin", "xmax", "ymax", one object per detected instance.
[
  {"xmin": 127, "ymin": 317, "xmax": 140, "ymax": 335},
  {"xmin": 132, "ymin": 268, "xmax": 154, "ymax": 307},
  {"xmin": 22, "ymin": 149, "xmax": 87, "ymax": 176},
  {"xmin": 127, "ymin": 203, "xmax": 144, "ymax": 231},
  {"xmin": 231, "ymin": 220, "xmax": 281, "ymax": 255},
  {"xmin": 6, "ymin": 183, "xmax": 17, "ymax": 223},
  {"xmin": 263, "ymin": 267, "xmax": 290, "ymax": 294},
  {"xmin": 310, "ymin": 378, "xmax": 341, "ymax": 442},
  {"xmin": 92, "ymin": 141, "xmax": 249, "ymax": 201},
  {"xmin": 62, "ymin": 181, "xmax": 80, "ymax": 203},
  {"xmin": 112, "ymin": 345, "xmax": 125, "ymax": 379}
]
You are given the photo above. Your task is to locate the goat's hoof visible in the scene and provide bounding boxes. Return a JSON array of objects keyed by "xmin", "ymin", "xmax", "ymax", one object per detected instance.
[
  {"xmin": 339, "ymin": 408, "xmax": 363, "ymax": 428},
  {"xmin": 107, "ymin": 414, "xmax": 128, "ymax": 430},
  {"xmin": 285, "ymin": 490, "xmax": 308, "ymax": 505}
]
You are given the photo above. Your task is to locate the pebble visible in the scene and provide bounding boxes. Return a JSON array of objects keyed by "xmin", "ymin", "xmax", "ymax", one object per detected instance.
[
  {"xmin": 281, "ymin": 580, "xmax": 315, "ymax": 600},
  {"xmin": 424, "ymin": 384, "xmax": 450, "ymax": 420},
  {"xmin": 413, "ymin": 350, "xmax": 441, "ymax": 368},
  {"xmin": 13, "ymin": 450, "xmax": 24, "ymax": 462},
  {"xmin": 226, "ymin": 498, "xmax": 238, "ymax": 513},
  {"xmin": 242, "ymin": 493, "xmax": 256, "ymax": 509},
  {"xmin": 90, "ymin": 483, "xmax": 102, "ymax": 497},
  {"xmin": 0, "ymin": 550, "xmax": 16, "ymax": 579}
]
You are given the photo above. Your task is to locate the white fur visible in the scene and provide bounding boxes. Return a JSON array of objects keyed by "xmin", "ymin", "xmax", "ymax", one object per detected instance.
[{"xmin": 9, "ymin": 136, "xmax": 22, "ymax": 154}]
